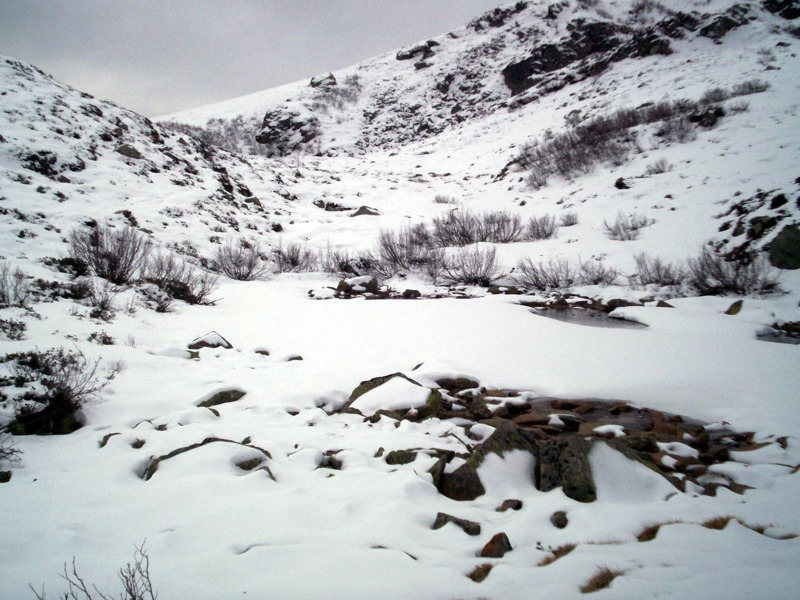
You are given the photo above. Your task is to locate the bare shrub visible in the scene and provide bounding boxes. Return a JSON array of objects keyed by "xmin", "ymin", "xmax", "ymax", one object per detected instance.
[
  {"xmin": 482, "ymin": 211, "xmax": 526, "ymax": 243},
  {"xmin": 0, "ymin": 317, "xmax": 27, "ymax": 341},
  {"xmin": 441, "ymin": 246, "xmax": 500, "ymax": 287},
  {"xmin": 3, "ymin": 347, "xmax": 120, "ymax": 435},
  {"xmin": 0, "ymin": 262, "xmax": 30, "ymax": 307},
  {"xmin": 700, "ymin": 86, "xmax": 730, "ymax": 106},
  {"xmin": 212, "ymin": 238, "xmax": 269, "ymax": 281},
  {"xmin": 526, "ymin": 215, "xmax": 559, "ymax": 240},
  {"xmin": 145, "ymin": 251, "xmax": 217, "ymax": 304},
  {"xmin": 656, "ymin": 115, "xmax": 696, "ymax": 143},
  {"xmin": 69, "ymin": 225, "xmax": 151, "ymax": 285},
  {"xmin": 629, "ymin": 253, "xmax": 686, "ymax": 287},
  {"xmin": 319, "ymin": 245, "xmax": 374, "ymax": 276},
  {"xmin": 85, "ymin": 279, "xmax": 117, "ymax": 320},
  {"xmin": 0, "ymin": 433, "xmax": 21, "ymax": 464},
  {"xmin": 433, "ymin": 194, "xmax": 457, "ymax": 204},
  {"xmin": 687, "ymin": 248, "xmax": 780, "ymax": 295},
  {"xmin": 645, "ymin": 158, "xmax": 673, "ymax": 175},
  {"xmin": 727, "ymin": 99, "xmax": 749, "ymax": 114},
  {"xmin": 30, "ymin": 541, "xmax": 157, "ymax": 600},
  {"xmin": 559, "ymin": 211, "xmax": 579, "ymax": 227},
  {"xmin": 373, "ymin": 224, "xmax": 441, "ymax": 276},
  {"xmin": 732, "ymin": 79, "xmax": 770, "ymax": 97},
  {"xmin": 579, "ymin": 259, "xmax": 620, "ymax": 286},
  {"xmin": 603, "ymin": 212, "xmax": 654, "ymax": 241},
  {"xmin": 514, "ymin": 257, "xmax": 579, "ymax": 291},
  {"xmin": 432, "ymin": 209, "xmax": 482, "ymax": 247},
  {"xmin": 273, "ymin": 241, "xmax": 319, "ymax": 273}
]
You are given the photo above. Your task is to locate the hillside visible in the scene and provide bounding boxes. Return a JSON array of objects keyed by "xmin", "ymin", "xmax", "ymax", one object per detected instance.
[{"xmin": 1, "ymin": 0, "xmax": 800, "ymax": 598}]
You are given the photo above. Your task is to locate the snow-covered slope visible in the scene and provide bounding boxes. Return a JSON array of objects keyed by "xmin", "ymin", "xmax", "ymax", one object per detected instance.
[{"xmin": 1, "ymin": 1, "xmax": 800, "ymax": 599}]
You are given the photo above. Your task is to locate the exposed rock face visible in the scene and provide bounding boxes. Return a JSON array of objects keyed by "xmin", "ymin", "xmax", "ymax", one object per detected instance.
[
  {"xmin": 255, "ymin": 108, "xmax": 319, "ymax": 157},
  {"xmin": 769, "ymin": 225, "xmax": 800, "ymax": 269},
  {"xmin": 432, "ymin": 512, "xmax": 481, "ymax": 536},
  {"xmin": 309, "ymin": 73, "xmax": 336, "ymax": 88}
]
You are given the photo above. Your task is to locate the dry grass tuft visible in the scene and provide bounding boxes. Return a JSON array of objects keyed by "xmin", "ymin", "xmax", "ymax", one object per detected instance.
[
  {"xmin": 580, "ymin": 566, "xmax": 624, "ymax": 593},
  {"xmin": 468, "ymin": 562, "xmax": 494, "ymax": 583},
  {"xmin": 702, "ymin": 515, "xmax": 734, "ymax": 530},
  {"xmin": 539, "ymin": 543, "xmax": 576, "ymax": 566},
  {"xmin": 637, "ymin": 523, "xmax": 662, "ymax": 542}
]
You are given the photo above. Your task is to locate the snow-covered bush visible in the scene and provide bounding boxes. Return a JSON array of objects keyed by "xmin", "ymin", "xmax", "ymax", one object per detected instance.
[
  {"xmin": 69, "ymin": 225, "xmax": 152, "ymax": 285},
  {"xmin": 1, "ymin": 348, "xmax": 119, "ymax": 435},
  {"xmin": 687, "ymin": 248, "xmax": 781, "ymax": 295},
  {"xmin": 603, "ymin": 211, "xmax": 654, "ymax": 241},
  {"xmin": 441, "ymin": 246, "xmax": 500, "ymax": 287},
  {"xmin": 211, "ymin": 238, "xmax": 269, "ymax": 281}
]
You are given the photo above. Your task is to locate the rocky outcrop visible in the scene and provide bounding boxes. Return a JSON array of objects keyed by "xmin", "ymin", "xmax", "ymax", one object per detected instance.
[{"xmin": 769, "ymin": 225, "xmax": 800, "ymax": 269}]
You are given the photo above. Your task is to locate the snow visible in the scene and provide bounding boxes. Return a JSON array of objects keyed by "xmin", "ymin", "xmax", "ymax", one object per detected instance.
[{"xmin": 1, "ymin": 1, "xmax": 800, "ymax": 598}]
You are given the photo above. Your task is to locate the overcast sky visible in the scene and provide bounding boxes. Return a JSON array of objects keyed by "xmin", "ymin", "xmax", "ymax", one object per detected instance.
[{"xmin": 0, "ymin": 0, "xmax": 504, "ymax": 118}]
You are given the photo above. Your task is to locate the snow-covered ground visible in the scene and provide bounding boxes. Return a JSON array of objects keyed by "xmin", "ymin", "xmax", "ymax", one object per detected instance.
[{"xmin": 1, "ymin": 1, "xmax": 799, "ymax": 598}]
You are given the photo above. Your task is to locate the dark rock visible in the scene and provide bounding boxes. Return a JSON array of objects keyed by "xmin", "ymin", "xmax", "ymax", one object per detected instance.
[
  {"xmin": 615, "ymin": 177, "xmax": 629, "ymax": 190},
  {"xmin": 344, "ymin": 372, "xmax": 420, "ymax": 409},
  {"xmin": 550, "ymin": 510, "xmax": 569, "ymax": 529},
  {"xmin": 536, "ymin": 435, "xmax": 596, "ymax": 502},
  {"xmin": 351, "ymin": 206, "xmax": 380, "ymax": 217},
  {"xmin": 115, "ymin": 144, "xmax": 142, "ymax": 160},
  {"xmin": 286, "ymin": 355, "xmax": 303, "ymax": 362},
  {"xmin": 188, "ymin": 331, "xmax": 233, "ymax": 350},
  {"xmin": 402, "ymin": 289, "xmax": 421, "ymax": 299},
  {"xmin": 318, "ymin": 451, "xmax": 343, "ymax": 470},
  {"xmin": 656, "ymin": 300, "xmax": 675, "ymax": 308},
  {"xmin": 438, "ymin": 463, "xmax": 486, "ymax": 501},
  {"xmin": 385, "ymin": 450, "xmax": 417, "ymax": 465},
  {"xmin": 496, "ymin": 499, "xmax": 523, "ymax": 512},
  {"xmin": 436, "ymin": 377, "xmax": 479, "ymax": 393},
  {"xmin": 131, "ymin": 439, "xmax": 145, "ymax": 449},
  {"xmin": 689, "ymin": 106, "xmax": 725, "ymax": 128},
  {"xmin": 769, "ymin": 225, "xmax": 800, "ymax": 269},
  {"xmin": 197, "ymin": 389, "xmax": 246, "ymax": 408},
  {"xmin": 0, "ymin": 471, "xmax": 11, "ymax": 483},
  {"xmin": 309, "ymin": 73, "xmax": 336, "ymax": 88},
  {"xmin": 236, "ymin": 457, "xmax": 263, "ymax": 471},
  {"xmin": 605, "ymin": 298, "xmax": 641, "ymax": 311},
  {"xmin": 432, "ymin": 512, "xmax": 481, "ymax": 536},
  {"xmin": 428, "ymin": 456, "xmax": 447, "ymax": 488},
  {"xmin": 763, "ymin": 0, "xmax": 800, "ymax": 20},
  {"xmin": 396, "ymin": 41, "xmax": 438, "ymax": 61},
  {"xmin": 480, "ymin": 532, "xmax": 513, "ymax": 558}
]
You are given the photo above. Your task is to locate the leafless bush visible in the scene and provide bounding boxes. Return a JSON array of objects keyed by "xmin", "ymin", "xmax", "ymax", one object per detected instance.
[
  {"xmin": 0, "ymin": 433, "xmax": 21, "ymax": 464},
  {"xmin": 656, "ymin": 115, "xmax": 696, "ymax": 143},
  {"xmin": 30, "ymin": 541, "xmax": 157, "ymax": 600},
  {"xmin": 441, "ymin": 246, "xmax": 500, "ymax": 287},
  {"xmin": 579, "ymin": 259, "xmax": 621, "ymax": 286},
  {"xmin": 69, "ymin": 225, "xmax": 151, "ymax": 285},
  {"xmin": 145, "ymin": 251, "xmax": 218, "ymax": 304},
  {"xmin": 687, "ymin": 248, "xmax": 781, "ymax": 295},
  {"xmin": 629, "ymin": 253, "xmax": 686, "ymax": 287},
  {"xmin": 514, "ymin": 257, "xmax": 579, "ymax": 291},
  {"xmin": 731, "ymin": 78, "xmax": 770, "ymax": 96},
  {"xmin": 603, "ymin": 212, "xmax": 654, "ymax": 241},
  {"xmin": 3, "ymin": 347, "xmax": 120, "ymax": 435},
  {"xmin": 85, "ymin": 279, "xmax": 117, "ymax": 320},
  {"xmin": 373, "ymin": 224, "xmax": 441, "ymax": 276},
  {"xmin": 559, "ymin": 212, "xmax": 579, "ymax": 227},
  {"xmin": 0, "ymin": 262, "xmax": 30, "ymax": 307},
  {"xmin": 212, "ymin": 238, "xmax": 269, "ymax": 281},
  {"xmin": 700, "ymin": 86, "xmax": 730, "ymax": 106},
  {"xmin": 432, "ymin": 209, "xmax": 482, "ymax": 246},
  {"xmin": 273, "ymin": 241, "xmax": 319, "ymax": 273},
  {"xmin": 482, "ymin": 211, "xmax": 526, "ymax": 243},
  {"xmin": 319, "ymin": 245, "xmax": 373, "ymax": 276},
  {"xmin": 434, "ymin": 194, "xmax": 457, "ymax": 204},
  {"xmin": 526, "ymin": 215, "xmax": 559, "ymax": 240},
  {"xmin": 645, "ymin": 158, "xmax": 673, "ymax": 175}
]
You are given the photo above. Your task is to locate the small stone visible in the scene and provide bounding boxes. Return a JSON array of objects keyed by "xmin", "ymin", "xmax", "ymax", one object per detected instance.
[
  {"xmin": 480, "ymin": 532, "xmax": 513, "ymax": 558},
  {"xmin": 0, "ymin": 471, "xmax": 11, "ymax": 483},
  {"xmin": 432, "ymin": 512, "xmax": 481, "ymax": 536},
  {"xmin": 550, "ymin": 510, "xmax": 569, "ymax": 529},
  {"xmin": 385, "ymin": 450, "xmax": 417, "ymax": 465},
  {"xmin": 188, "ymin": 331, "xmax": 233, "ymax": 350},
  {"xmin": 286, "ymin": 355, "xmax": 304, "ymax": 362},
  {"xmin": 496, "ymin": 499, "xmax": 523, "ymax": 512},
  {"xmin": 725, "ymin": 300, "xmax": 743, "ymax": 315}
]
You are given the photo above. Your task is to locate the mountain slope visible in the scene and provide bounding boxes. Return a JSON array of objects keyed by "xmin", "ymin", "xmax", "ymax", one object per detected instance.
[{"xmin": 0, "ymin": 1, "xmax": 799, "ymax": 599}]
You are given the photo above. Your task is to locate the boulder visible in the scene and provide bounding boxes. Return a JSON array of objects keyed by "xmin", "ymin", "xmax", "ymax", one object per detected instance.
[
  {"xmin": 197, "ymin": 389, "xmax": 246, "ymax": 408},
  {"xmin": 309, "ymin": 73, "xmax": 336, "ymax": 88},
  {"xmin": 769, "ymin": 225, "xmax": 800, "ymax": 269},
  {"xmin": 188, "ymin": 331, "xmax": 233, "ymax": 350},
  {"xmin": 438, "ymin": 463, "xmax": 486, "ymax": 501},
  {"xmin": 550, "ymin": 510, "xmax": 569, "ymax": 529},
  {"xmin": 480, "ymin": 532, "xmax": 513, "ymax": 558},
  {"xmin": 536, "ymin": 436, "xmax": 596, "ymax": 502},
  {"xmin": 496, "ymin": 499, "xmax": 523, "ymax": 512},
  {"xmin": 115, "ymin": 144, "xmax": 142, "ymax": 160},
  {"xmin": 385, "ymin": 450, "xmax": 417, "ymax": 465}
]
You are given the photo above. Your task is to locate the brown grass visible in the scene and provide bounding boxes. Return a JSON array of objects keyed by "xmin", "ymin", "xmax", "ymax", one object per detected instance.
[
  {"xmin": 580, "ymin": 566, "xmax": 624, "ymax": 593},
  {"xmin": 637, "ymin": 523, "xmax": 662, "ymax": 542},
  {"xmin": 702, "ymin": 515, "xmax": 734, "ymax": 530},
  {"xmin": 538, "ymin": 543, "xmax": 577, "ymax": 566},
  {"xmin": 468, "ymin": 563, "xmax": 494, "ymax": 583}
]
